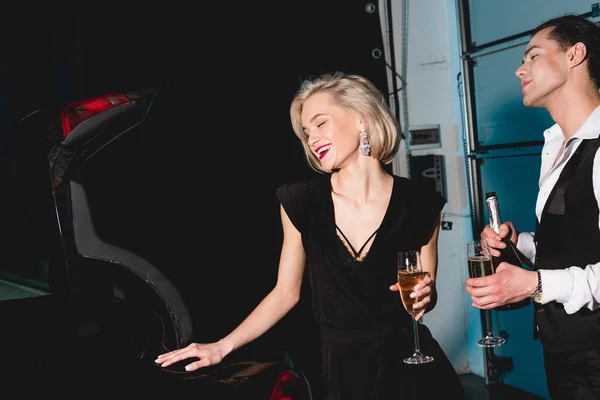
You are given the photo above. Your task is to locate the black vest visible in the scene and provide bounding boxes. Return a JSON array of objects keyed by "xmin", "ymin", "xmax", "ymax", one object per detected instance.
[{"xmin": 534, "ymin": 136, "xmax": 600, "ymax": 354}]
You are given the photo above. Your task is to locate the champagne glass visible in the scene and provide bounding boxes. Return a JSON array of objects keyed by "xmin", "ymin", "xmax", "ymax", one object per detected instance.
[
  {"xmin": 467, "ymin": 239, "xmax": 506, "ymax": 347},
  {"xmin": 397, "ymin": 250, "xmax": 434, "ymax": 364}
]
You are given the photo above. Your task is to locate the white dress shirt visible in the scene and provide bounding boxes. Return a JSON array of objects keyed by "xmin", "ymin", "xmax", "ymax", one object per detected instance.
[{"xmin": 516, "ymin": 105, "xmax": 600, "ymax": 314}]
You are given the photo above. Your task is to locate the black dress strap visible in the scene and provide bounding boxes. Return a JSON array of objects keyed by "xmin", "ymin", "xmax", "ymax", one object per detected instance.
[{"xmin": 335, "ymin": 225, "xmax": 379, "ymax": 260}]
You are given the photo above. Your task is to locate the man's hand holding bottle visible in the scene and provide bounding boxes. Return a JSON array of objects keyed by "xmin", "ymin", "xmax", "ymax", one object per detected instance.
[{"xmin": 481, "ymin": 222, "xmax": 519, "ymax": 258}]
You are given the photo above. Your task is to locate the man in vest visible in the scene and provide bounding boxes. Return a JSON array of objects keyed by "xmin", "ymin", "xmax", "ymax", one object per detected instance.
[{"xmin": 465, "ymin": 14, "xmax": 600, "ymax": 399}]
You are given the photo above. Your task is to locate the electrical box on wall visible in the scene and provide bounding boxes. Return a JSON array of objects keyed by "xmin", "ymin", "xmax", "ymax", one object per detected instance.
[
  {"xmin": 409, "ymin": 124, "xmax": 441, "ymax": 150},
  {"xmin": 409, "ymin": 154, "xmax": 447, "ymax": 199}
]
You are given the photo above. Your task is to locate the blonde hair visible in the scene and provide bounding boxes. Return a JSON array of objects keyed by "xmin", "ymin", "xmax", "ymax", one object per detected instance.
[{"xmin": 290, "ymin": 71, "xmax": 401, "ymax": 173}]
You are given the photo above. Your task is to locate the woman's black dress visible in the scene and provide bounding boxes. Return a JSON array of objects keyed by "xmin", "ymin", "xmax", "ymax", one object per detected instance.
[{"xmin": 277, "ymin": 173, "xmax": 465, "ymax": 400}]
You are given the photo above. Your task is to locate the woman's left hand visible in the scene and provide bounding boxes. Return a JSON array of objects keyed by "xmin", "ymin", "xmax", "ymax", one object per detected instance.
[{"xmin": 389, "ymin": 272, "xmax": 434, "ymax": 321}]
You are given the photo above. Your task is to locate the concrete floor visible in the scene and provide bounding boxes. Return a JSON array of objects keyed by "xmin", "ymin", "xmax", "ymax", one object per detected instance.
[{"xmin": 460, "ymin": 374, "xmax": 547, "ymax": 400}]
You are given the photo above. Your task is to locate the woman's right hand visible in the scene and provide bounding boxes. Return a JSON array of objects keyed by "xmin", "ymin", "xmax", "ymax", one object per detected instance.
[{"xmin": 155, "ymin": 339, "xmax": 234, "ymax": 372}]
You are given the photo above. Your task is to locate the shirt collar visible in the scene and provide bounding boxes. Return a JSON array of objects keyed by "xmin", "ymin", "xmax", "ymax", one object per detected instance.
[{"xmin": 544, "ymin": 105, "xmax": 600, "ymax": 144}]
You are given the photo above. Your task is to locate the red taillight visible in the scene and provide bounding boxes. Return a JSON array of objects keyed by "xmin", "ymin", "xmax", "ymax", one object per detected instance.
[
  {"xmin": 61, "ymin": 94, "xmax": 131, "ymax": 138},
  {"xmin": 270, "ymin": 370, "xmax": 299, "ymax": 400}
]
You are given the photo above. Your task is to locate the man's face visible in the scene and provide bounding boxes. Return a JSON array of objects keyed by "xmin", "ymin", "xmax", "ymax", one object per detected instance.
[{"xmin": 515, "ymin": 27, "xmax": 571, "ymax": 108}]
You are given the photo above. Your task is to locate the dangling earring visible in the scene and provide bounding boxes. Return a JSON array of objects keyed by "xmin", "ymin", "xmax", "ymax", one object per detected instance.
[{"xmin": 359, "ymin": 128, "xmax": 371, "ymax": 156}]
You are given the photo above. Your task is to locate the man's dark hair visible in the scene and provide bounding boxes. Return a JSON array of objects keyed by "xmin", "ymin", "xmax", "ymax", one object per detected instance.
[{"xmin": 533, "ymin": 14, "xmax": 600, "ymax": 88}]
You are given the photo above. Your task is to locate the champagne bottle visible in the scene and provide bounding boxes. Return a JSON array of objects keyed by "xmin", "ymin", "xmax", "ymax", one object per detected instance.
[{"xmin": 485, "ymin": 192, "xmax": 530, "ymax": 311}]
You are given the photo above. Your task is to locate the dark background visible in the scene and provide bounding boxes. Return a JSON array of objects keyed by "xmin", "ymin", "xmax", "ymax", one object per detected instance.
[{"xmin": 0, "ymin": 1, "xmax": 394, "ymax": 383}]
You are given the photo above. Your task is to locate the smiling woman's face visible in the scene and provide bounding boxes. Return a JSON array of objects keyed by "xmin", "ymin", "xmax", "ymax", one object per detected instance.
[{"xmin": 301, "ymin": 92, "xmax": 362, "ymax": 171}]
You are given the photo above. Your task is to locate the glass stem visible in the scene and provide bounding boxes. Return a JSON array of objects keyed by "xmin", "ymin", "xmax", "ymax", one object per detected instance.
[
  {"xmin": 485, "ymin": 309, "xmax": 493, "ymax": 337},
  {"xmin": 412, "ymin": 318, "xmax": 421, "ymax": 353}
]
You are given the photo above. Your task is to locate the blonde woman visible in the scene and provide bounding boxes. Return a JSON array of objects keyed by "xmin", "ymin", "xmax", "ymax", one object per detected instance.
[{"xmin": 156, "ymin": 72, "xmax": 464, "ymax": 399}]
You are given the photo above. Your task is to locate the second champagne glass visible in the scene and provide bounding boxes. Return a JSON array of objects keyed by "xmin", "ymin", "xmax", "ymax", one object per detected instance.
[
  {"xmin": 397, "ymin": 250, "xmax": 434, "ymax": 364},
  {"xmin": 467, "ymin": 239, "xmax": 506, "ymax": 347}
]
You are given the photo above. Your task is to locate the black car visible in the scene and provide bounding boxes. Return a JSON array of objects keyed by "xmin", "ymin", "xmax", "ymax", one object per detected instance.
[{"xmin": 2, "ymin": 85, "xmax": 316, "ymax": 398}]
